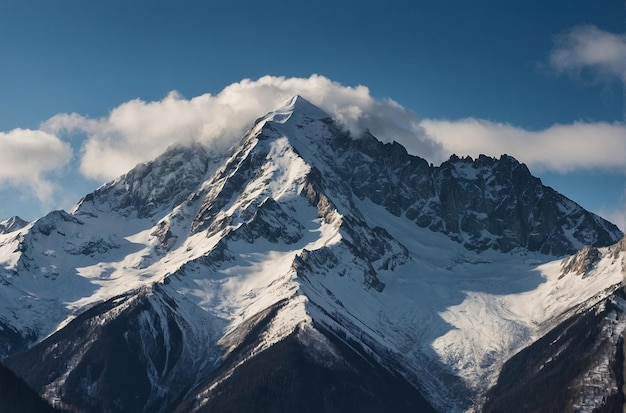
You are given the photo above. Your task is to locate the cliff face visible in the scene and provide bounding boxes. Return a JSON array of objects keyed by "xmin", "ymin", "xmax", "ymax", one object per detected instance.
[{"xmin": 330, "ymin": 135, "xmax": 621, "ymax": 255}]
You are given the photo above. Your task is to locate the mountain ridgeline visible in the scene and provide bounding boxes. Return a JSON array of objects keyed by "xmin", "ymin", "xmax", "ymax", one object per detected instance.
[
  {"xmin": 71, "ymin": 98, "xmax": 621, "ymax": 257},
  {"xmin": 0, "ymin": 96, "xmax": 623, "ymax": 412}
]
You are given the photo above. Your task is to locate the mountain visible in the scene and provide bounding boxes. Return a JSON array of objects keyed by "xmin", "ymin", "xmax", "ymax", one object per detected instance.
[{"xmin": 0, "ymin": 95, "xmax": 623, "ymax": 412}]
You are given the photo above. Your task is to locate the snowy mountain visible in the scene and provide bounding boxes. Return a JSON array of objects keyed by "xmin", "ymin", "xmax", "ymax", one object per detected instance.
[{"xmin": 0, "ymin": 96, "xmax": 623, "ymax": 412}]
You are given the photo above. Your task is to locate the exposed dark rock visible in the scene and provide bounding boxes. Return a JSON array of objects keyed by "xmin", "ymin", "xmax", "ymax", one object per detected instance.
[
  {"xmin": 31, "ymin": 211, "xmax": 83, "ymax": 237},
  {"xmin": 151, "ymin": 219, "xmax": 178, "ymax": 255},
  {"xmin": 331, "ymin": 133, "xmax": 622, "ymax": 255},
  {"xmin": 4, "ymin": 288, "xmax": 215, "ymax": 413},
  {"xmin": 0, "ymin": 320, "xmax": 36, "ymax": 359},
  {"xmin": 75, "ymin": 143, "xmax": 212, "ymax": 219},
  {"xmin": 560, "ymin": 245, "xmax": 602, "ymax": 277},
  {"xmin": 65, "ymin": 236, "xmax": 119, "ymax": 256},
  {"xmin": 176, "ymin": 323, "xmax": 436, "ymax": 413},
  {"xmin": 191, "ymin": 138, "xmax": 262, "ymax": 234},
  {"xmin": 229, "ymin": 198, "xmax": 304, "ymax": 244}
]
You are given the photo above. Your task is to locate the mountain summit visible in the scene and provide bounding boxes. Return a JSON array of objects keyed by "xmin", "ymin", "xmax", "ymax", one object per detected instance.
[{"xmin": 0, "ymin": 96, "xmax": 623, "ymax": 412}]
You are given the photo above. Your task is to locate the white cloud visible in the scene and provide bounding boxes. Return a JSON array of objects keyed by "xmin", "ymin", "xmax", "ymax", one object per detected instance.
[
  {"xmin": 37, "ymin": 74, "xmax": 625, "ymax": 185},
  {"xmin": 0, "ymin": 128, "xmax": 72, "ymax": 203},
  {"xmin": 43, "ymin": 75, "xmax": 441, "ymax": 181},
  {"xmin": 420, "ymin": 118, "xmax": 626, "ymax": 173},
  {"xmin": 549, "ymin": 24, "xmax": 626, "ymax": 83}
]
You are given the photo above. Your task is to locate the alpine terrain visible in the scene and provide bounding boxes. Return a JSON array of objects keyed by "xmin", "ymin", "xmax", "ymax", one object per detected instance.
[{"xmin": 0, "ymin": 96, "xmax": 623, "ymax": 412}]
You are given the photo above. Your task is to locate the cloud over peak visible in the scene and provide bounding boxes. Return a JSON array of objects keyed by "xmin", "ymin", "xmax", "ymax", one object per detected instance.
[{"xmin": 44, "ymin": 75, "xmax": 441, "ymax": 181}]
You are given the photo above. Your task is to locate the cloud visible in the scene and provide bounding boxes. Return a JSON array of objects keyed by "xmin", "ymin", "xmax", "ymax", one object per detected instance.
[
  {"xmin": 420, "ymin": 118, "xmax": 626, "ymax": 173},
  {"xmin": 549, "ymin": 24, "xmax": 626, "ymax": 83},
  {"xmin": 43, "ymin": 75, "xmax": 441, "ymax": 181},
  {"xmin": 0, "ymin": 128, "xmax": 72, "ymax": 203},
  {"xmin": 38, "ymin": 74, "xmax": 624, "ymax": 184}
]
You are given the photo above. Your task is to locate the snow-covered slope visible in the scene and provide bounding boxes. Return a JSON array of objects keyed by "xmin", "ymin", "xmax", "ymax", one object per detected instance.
[
  {"xmin": 484, "ymin": 242, "xmax": 626, "ymax": 412},
  {"xmin": 0, "ymin": 96, "xmax": 623, "ymax": 412}
]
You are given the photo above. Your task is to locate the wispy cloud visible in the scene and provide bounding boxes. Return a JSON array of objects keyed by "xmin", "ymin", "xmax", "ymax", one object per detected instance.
[
  {"xmin": 43, "ymin": 75, "xmax": 440, "ymax": 181},
  {"xmin": 0, "ymin": 128, "xmax": 72, "ymax": 203},
  {"xmin": 420, "ymin": 118, "xmax": 626, "ymax": 173},
  {"xmin": 549, "ymin": 24, "xmax": 626, "ymax": 84}
]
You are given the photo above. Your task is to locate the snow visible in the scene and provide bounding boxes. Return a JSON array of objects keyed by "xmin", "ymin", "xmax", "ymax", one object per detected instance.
[{"xmin": 305, "ymin": 197, "xmax": 625, "ymax": 410}]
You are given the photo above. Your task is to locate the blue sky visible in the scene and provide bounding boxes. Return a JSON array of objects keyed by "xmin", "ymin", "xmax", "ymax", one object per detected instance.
[{"xmin": 0, "ymin": 0, "xmax": 624, "ymax": 230}]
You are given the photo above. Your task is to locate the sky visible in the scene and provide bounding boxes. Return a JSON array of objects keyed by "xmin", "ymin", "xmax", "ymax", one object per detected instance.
[{"xmin": 0, "ymin": 0, "xmax": 624, "ymax": 231}]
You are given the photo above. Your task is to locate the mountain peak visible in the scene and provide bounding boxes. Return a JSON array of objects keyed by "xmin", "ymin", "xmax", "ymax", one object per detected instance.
[
  {"xmin": 0, "ymin": 216, "xmax": 29, "ymax": 234},
  {"xmin": 260, "ymin": 95, "xmax": 330, "ymax": 127},
  {"xmin": 282, "ymin": 94, "xmax": 326, "ymax": 114}
]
